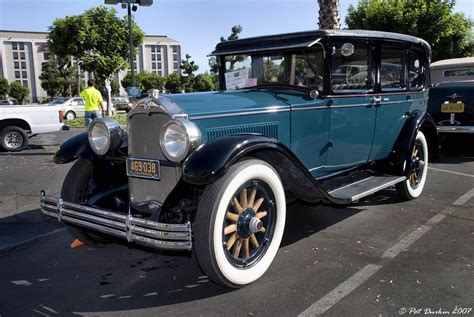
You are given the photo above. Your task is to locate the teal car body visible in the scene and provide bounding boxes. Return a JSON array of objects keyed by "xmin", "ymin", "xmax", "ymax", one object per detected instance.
[{"xmin": 42, "ymin": 30, "xmax": 440, "ymax": 288}]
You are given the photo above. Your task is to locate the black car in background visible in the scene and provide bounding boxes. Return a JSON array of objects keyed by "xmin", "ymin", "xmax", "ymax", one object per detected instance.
[{"xmin": 111, "ymin": 97, "xmax": 133, "ymax": 113}]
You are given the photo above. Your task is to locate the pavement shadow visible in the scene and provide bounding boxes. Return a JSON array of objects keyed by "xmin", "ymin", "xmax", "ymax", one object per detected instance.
[{"xmin": 439, "ymin": 134, "xmax": 474, "ymax": 158}]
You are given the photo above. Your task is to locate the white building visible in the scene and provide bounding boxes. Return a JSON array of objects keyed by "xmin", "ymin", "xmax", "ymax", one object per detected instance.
[{"xmin": 0, "ymin": 30, "xmax": 181, "ymax": 102}]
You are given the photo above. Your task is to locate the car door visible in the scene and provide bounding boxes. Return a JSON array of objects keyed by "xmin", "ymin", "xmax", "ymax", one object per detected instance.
[
  {"xmin": 370, "ymin": 44, "xmax": 428, "ymax": 161},
  {"xmin": 74, "ymin": 98, "xmax": 85, "ymax": 117},
  {"xmin": 324, "ymin": 39, "xmax": 377, "ymax": 173}
]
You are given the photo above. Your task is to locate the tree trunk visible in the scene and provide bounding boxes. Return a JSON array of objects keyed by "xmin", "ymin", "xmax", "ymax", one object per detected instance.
[{"xmin": 318, "ymin": 0, "xmax": 340, "ymax": 29}]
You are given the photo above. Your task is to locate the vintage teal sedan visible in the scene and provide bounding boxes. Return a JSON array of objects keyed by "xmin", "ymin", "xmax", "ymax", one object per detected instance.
[{"xmin": 40, "ymin": 30, "xmax": 439, "ymax": 288}]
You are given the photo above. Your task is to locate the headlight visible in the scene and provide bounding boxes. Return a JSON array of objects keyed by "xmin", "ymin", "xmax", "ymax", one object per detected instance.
[
  {"xmin": 88, "ymin": 118, "xmax": 125, "ymax": 156},
  {"xmin": 160, "ymin": 118, "xmax": 201, "ymax": 162}
]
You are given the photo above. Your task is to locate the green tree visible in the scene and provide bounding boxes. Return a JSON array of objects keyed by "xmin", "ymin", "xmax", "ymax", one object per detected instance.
[
  {"xmin": 165, "ymin": 73, "xmax": 185, "ymax": 93},
  {"xmin": 0, "ymin": 77, "xmax": 10, "ymax": 98},
  {"xmin": 9, "ymin": 81, "xmax": 30, "ymax": 104},
  {"xmin": 209, "ymin": 25, "xmax": 244, "ymax": 75},
  {"xmin": 345, "ymin": 0, "xmax": 473, "ymax": 61},
  {"xmin": 47, "ymin": 6, "xmax": 144, "ymax": 96},
  {"xmin": 39, "ymin": 55, "xmax": 71, "ymax": 97},
  {"xmin": 193, "ymin": 73, "xmax": 217, "ymax": 92},
  {"xmin": 110, "ymin": 79, "xmax": 120, "ymax": 96},
  {"xmin": 180, "ymin": 54, "xmax": 199, "ymax": 92},
  {"xmin": 121, "ymin": 72, "xmax": 167, "ymax": 92}
]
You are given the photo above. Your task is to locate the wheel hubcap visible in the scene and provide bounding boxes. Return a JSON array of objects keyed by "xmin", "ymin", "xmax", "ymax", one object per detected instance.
[
  {"xmin": 4, "ymin": 132, "xmax": 23, "ymax": 149},
  {"xmin": 222, "ymin": 181, "xmax": 275, "ymax": 267},
  {"xmin": 408, "ymin": 140, "xmax": 425, "ymax": 189}
]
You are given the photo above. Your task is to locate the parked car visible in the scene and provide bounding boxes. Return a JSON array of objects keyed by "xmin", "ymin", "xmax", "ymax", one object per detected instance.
[
  {"xmin": 111, "ymin": 96, "xmax": 133, "ymax": 113},
  {"xmin": 40, "ymin": 30, "xmax": 438, "ymax": 288},
  {"xmin": 0, "ymin": 104, "xmax": 65, "ymax": 151},
  {"xmin": 50, "ymin": 97, "xmax": 85, "ymax": 120},
  {"xmin": 0, "ymin": 99, "xmax": 17, "ymax": 105},
  {"xmin": 430, "ymin": 57, "xmax": 474, "ymax": 85}
]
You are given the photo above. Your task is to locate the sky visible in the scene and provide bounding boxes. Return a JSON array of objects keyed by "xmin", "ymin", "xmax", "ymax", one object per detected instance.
[{"xmin": 1, "ymin": 0, "xmax": 473, "ymax": 73}]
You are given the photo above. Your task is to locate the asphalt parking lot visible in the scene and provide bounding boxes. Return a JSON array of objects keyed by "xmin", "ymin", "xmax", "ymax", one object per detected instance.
[{"xmin": 0, "ymin": 131, "xmax": 473, "ymax": 317}]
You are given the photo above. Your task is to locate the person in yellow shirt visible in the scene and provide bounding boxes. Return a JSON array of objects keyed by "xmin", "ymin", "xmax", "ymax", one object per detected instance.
[{"xmin": 80, "ymin": 79, "xmax": 104, "ymax": 126}]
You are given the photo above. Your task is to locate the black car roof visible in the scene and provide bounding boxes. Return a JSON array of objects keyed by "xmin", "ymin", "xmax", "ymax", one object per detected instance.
[{"xmin": 210, "ymin": 29, "xmax": 431, "ymax": 57}]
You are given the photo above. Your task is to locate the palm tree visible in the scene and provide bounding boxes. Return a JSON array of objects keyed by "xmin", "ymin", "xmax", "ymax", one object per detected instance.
[{"xmin": 318, "ymin": 0, "xmax": 340, "ymax": 29}]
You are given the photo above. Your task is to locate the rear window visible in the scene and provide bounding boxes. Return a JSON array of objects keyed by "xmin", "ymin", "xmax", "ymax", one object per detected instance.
[{"xmin": 443, "ymin": 68, "xmax": 474, "ymax": 77}]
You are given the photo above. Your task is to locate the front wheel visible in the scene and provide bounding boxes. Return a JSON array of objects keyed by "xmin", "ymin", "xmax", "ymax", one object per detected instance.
[
  {"xmin": 194, "ymin": 159, "xmax": 286, "ymax": 288},
  {"xmin": 61, "ymin": 158, "xmax": 111, "ymax": 246},
  {"xmin": 0, "ymin": 126, "xmax": 28, "ymax": 152},
  {"xmin": 396, "ymin": 131, "xmax": 429, "ymax": 200}
]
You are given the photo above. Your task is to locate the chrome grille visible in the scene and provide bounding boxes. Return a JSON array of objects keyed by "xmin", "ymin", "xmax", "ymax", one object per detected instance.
[{"xmin": 128, "ymin": 109, "xmax": 179, "ymax": 207}]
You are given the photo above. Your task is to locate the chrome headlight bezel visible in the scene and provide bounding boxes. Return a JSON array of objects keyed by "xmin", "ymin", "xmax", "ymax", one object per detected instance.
[
  {"xmin": 160, "ymin": 118, "xmax": 201, "ymax": 162},
  {"xmin": 88, "ymin": 118, "xmax": 125, "ymax": 156}
]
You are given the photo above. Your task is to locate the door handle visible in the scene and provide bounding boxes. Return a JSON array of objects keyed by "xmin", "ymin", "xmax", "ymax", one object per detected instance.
[{"xmin": 372, "ymin": 96, "xmax": 382, "ymax": 104}]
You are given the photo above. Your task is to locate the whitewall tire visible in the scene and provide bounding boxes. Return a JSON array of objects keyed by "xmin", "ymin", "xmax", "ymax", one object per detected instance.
[
  {"xmin": 396, "ymin": 131, "xmax": 429, "ymax": 200},
  {"xmin": 194, "ymin": 159, "xmax": 286, "ymax": 288}
]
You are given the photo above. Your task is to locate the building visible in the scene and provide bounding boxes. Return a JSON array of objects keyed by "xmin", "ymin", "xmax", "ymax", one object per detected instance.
[{"xmin": 0, "ymin": 30, "xmax": 181, "ymax": 102}]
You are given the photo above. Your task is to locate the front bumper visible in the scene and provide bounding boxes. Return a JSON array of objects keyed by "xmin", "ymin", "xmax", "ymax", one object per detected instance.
[
  {"xmin": 40, "ymin": 191, "xmax": 192, "ymax": 251},
  {"xmin": 437, "ymin": 126, "xmax": 474, "ymax": 133}
]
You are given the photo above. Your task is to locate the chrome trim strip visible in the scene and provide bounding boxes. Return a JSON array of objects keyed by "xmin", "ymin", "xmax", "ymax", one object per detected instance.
[
  {"xmin": 40, "ymin": 192, "xmax": 192, "ymax": 251},
  {"xmin": 189, "ymin": 98, "xmax": 430, "ymax": 119},
  {"xmin": 437, "ymin": 126, "xmax": 474, "ymax": 133},
  {"xmin": 189, "ymin": 107, "xmax": 291, "ymax": 120}
]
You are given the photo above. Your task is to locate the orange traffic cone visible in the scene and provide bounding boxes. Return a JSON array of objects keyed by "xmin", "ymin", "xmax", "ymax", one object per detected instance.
[{"xmin": 70, "ymin": 239, "xmax": 84, "ymax": 249}]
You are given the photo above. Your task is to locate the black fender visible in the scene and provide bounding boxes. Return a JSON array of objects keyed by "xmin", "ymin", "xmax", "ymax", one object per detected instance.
[
  {"xmin": 182, "ymin": 134, "xmax": 350, "ymax": 205},
  {"xmin": 54, "ymin": 132, "xmax": 94, "ymax": 164},
  {"xmin": 53, "ymin": 131, "xmax": 128, "ymax": 164},
  {"xmin": 389, "ymin": 110, "xmax": 439, "ymax": 176}
]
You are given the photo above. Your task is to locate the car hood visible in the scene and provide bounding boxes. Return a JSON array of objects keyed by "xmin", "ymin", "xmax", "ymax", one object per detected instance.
[{"xmin": 165, "ymin": 89, "xmax": 315, "ymax": 118}]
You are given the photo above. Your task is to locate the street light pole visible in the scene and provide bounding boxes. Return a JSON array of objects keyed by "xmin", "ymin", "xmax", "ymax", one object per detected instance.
[{"xmin": 127, "ymin": 1, "xmax": 135, "ymax": 87}]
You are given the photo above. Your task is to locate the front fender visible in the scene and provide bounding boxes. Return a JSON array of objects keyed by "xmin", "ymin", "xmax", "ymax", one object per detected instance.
[
  {"xmin": 53, "ymin": 131, "xmax": 128, "ymax": 164},
  {"xmin": 182, "ymin": 134, "xmax": 350, "ymax": 205},
  {"xmin": 54, "ymin": 132, "xmax": 93, "ymax": 164}
]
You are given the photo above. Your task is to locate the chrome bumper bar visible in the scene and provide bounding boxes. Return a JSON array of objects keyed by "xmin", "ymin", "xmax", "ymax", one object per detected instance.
[
  {"xmin": 40, "ymin": 191, "xmax": 192, "ymax": 251},
  {"xmin": 437, "ymin": 126, "xmax": 474, "ymax": 133}
]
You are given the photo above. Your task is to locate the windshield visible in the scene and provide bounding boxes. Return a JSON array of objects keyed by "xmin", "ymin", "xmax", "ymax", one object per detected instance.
[{"xmin": 222, "ymin": 48, "xmax": 324, "ymax": 91}]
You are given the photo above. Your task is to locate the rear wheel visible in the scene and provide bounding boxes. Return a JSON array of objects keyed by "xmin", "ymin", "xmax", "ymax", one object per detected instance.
[
  {"xmin": 396, "ymin": 131, "xmax": 428, "ymax": 200},
  {"xmin": 0, "ymin": 126, "xmax": 28, "ymax": 152},
  {"xmin": 194, "ymin": 159, "xmax": 286, "ymax": 288},
  {"xmin": 61, "ymin": 158, "xmax": 111, "ymax": 246},
  {"xmin": 65, "ymin": 111, "xmax": 76, "ymax": 121}
]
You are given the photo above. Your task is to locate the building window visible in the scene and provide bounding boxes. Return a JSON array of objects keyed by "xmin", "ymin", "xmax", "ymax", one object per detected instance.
[
  {"xmin": 15, "ymin": 71, "xmax": 21, "ymax": 78},
  {"xmin": 44, "ymin": 52, "xmax": 50, "ymax": 60},
  {"xmin": 22, "ymin": 71, "xmax": 27, "ymax": 78},
  {"xmin": 152, "ymin": 62, "xmax": 156, "ymax": 69},
  {"xmin": 173, "ymin": 62, "xmax": 178, "ymax": 70},
  {"xmin": 14, "ymin": 62, "xmax": 19, "ymax": 69},
  {"xmin": 12, "ymin": 42, "xmax": 18, "ymax": 50},
  {"xmin": 152, "ymin": 54, "xmax": 156, "ymax": 61},
  {"xmin": 151, "ymin": 46, "xmax": 156, "ymax": 53},
  {"xmin": 21, "ymin": 61, "xmax": 26, "ymax": 69},
  {"xmin": 20, "ymin": 52, "xmax": 25, "ymax": 60},
  {"xmin": 22, "ymin": 80, "xmax": 28, "ymax": 87},
  {"xmin": 19, "ymin": 43, "xmax": 25, "ymax": 50},
  {"xmin": 13, "ymin": 52, "xmax": 18, "ymax": 59}
]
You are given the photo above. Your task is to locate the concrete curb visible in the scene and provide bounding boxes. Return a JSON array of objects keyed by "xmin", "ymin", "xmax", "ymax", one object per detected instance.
[{"xmin": 0, "ymin": 227, "xmax": 67, "ymax": 256}]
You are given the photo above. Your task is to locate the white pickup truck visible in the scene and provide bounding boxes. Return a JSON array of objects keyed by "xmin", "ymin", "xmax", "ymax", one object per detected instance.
[{"xmin": 0, "ymin": 105, "xmax": 65, "ymax": 152}]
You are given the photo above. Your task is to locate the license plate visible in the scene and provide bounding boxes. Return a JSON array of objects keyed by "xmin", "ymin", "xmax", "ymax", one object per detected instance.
[
  {"xmin": 441, "ymin": 102, "xmax": 464, "ymax": 113},
  {"xmin": 126, "ymin": 158, "xmax": 160, "ymax": 180}
]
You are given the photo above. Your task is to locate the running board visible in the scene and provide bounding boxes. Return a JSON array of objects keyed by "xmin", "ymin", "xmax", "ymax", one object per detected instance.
[{"xmin": 328, "ymin": 176, "xmax": 406, "ymax": 202}]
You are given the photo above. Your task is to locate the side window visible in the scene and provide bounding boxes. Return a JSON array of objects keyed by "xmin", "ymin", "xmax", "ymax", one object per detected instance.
[
  {"xmin": 331, "ymin": 40, "xmax": 373, "ymax": 93},
  {"xmin": 408, "ymin": 49, "xmax": 426, "ymax": 91},
  {"xmin": 380, "ymin": 44, "xmax": 406, "ymax": 92}
]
